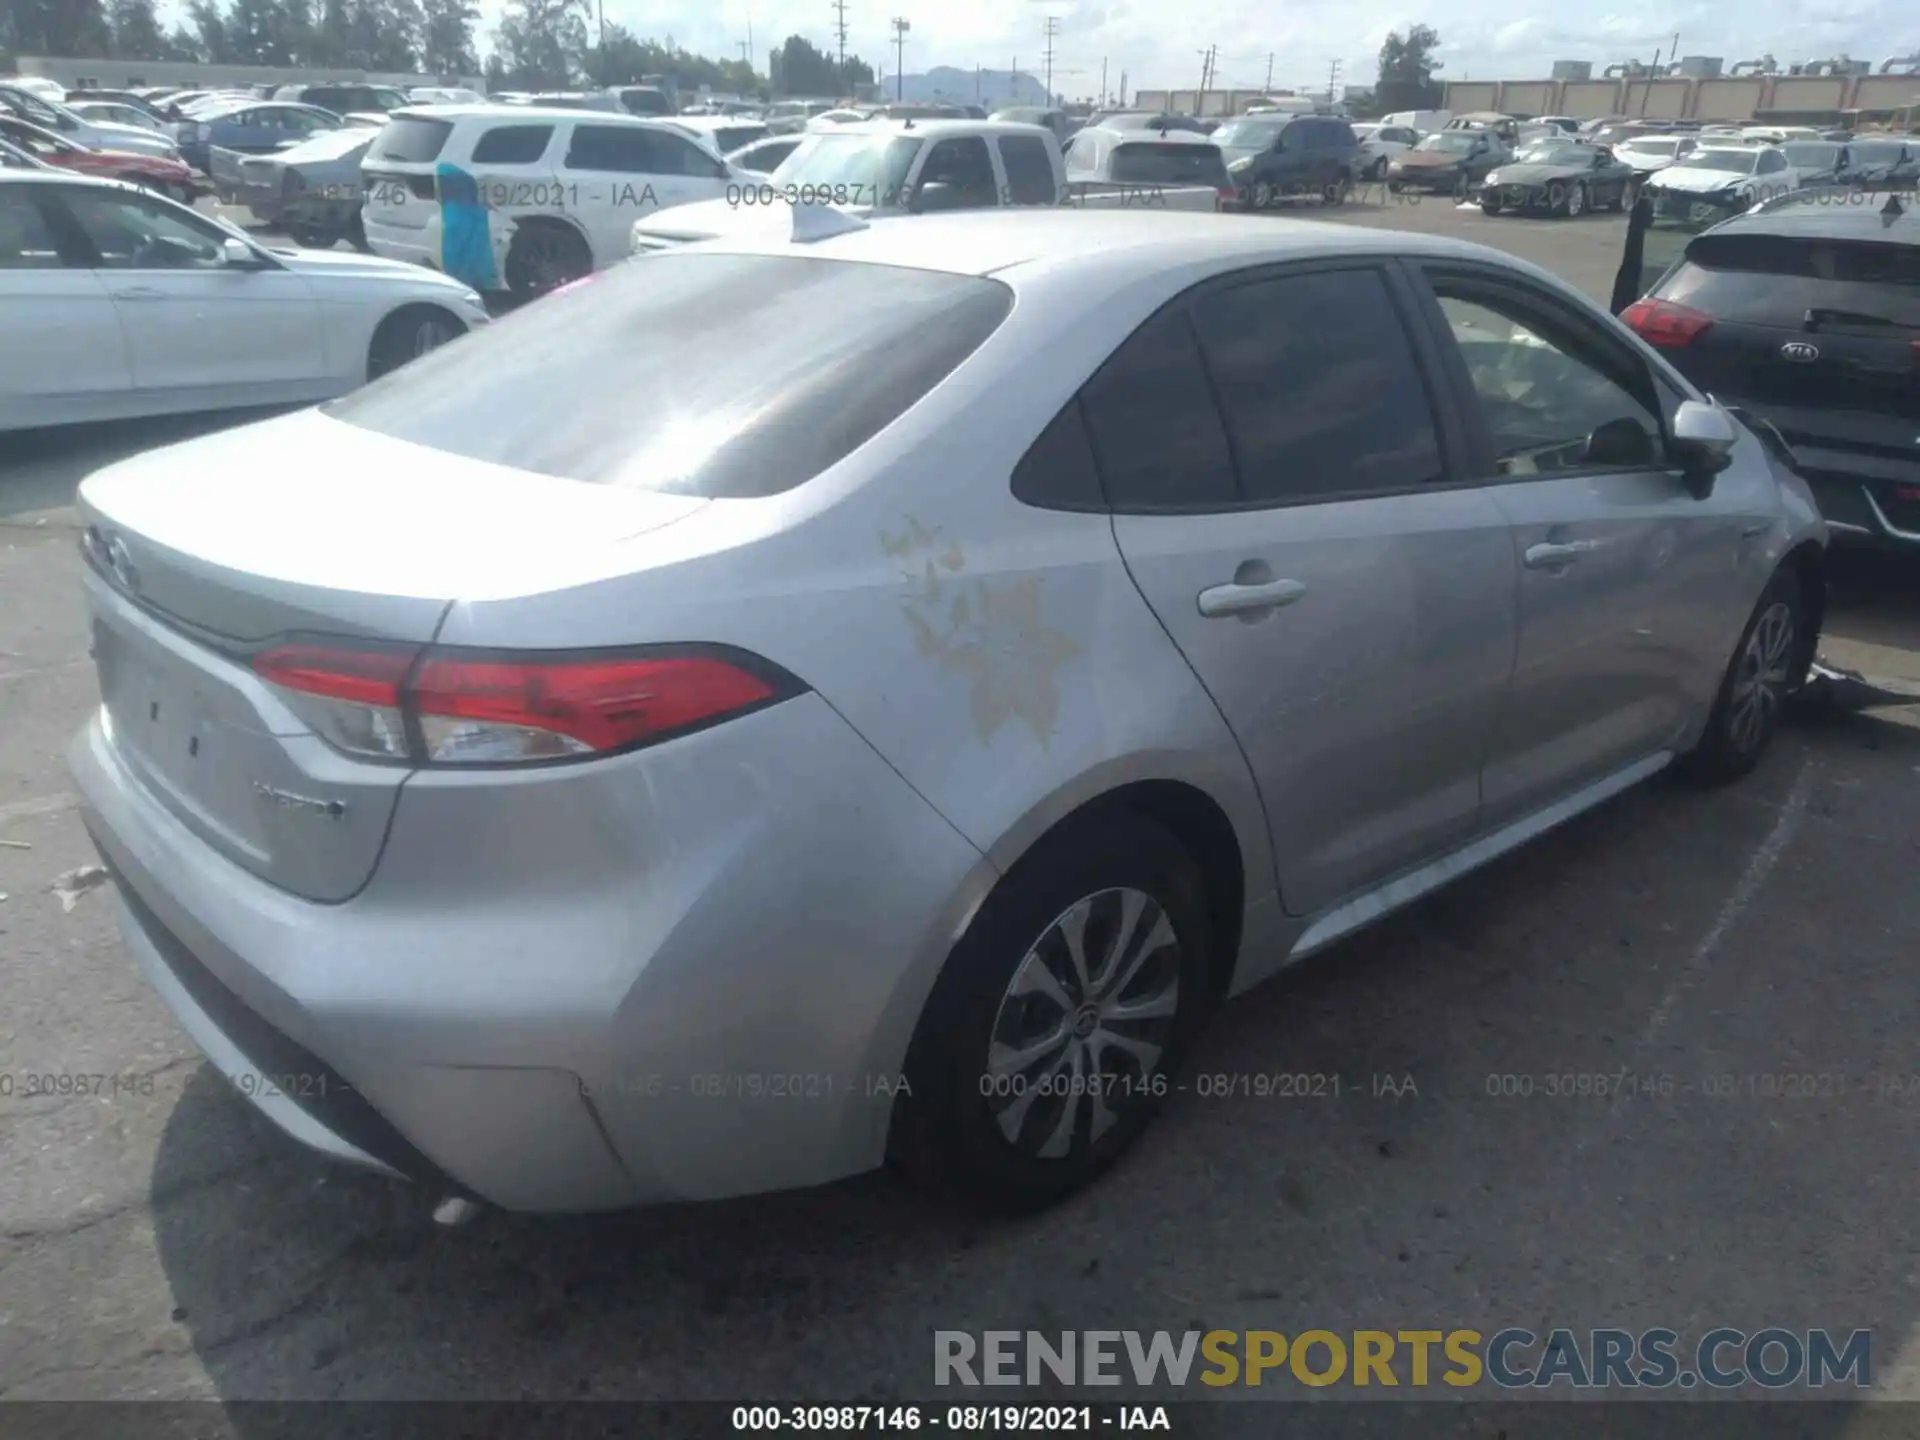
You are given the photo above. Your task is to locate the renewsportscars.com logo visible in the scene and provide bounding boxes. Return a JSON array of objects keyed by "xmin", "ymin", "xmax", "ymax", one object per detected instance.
[{"xmin": 934, "ymin": 1328, "xmax": 1872, "ymax": 1390}]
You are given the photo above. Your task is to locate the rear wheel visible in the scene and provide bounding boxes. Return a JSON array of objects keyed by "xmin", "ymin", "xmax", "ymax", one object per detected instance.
[
  {"xmin": 1252, "ymin": 180, "xmax": 1278, "ymax": 210},
  {"xmin": 345, "ymin": 209, "xmax": 371, "ymax": 253},
  {"xmin": 890, "ymin": 812, "xmax": 1214, "ymax": 1214},
  {"xmin": 504, "ymin": 219, "xmax": 592, "ymax": 301},
  {"xmin": 1564, "ymin": 181, "xmax": 1587, "ymax": 218},
  {"xmin": 1321, "ymin": 173, "xmax": 1351, "ymax": 206},
  {"xmin": 366, "ymin": 304, "xmax": 465, "ymax": 382},
  {"xmin": 1674, "ymin": 569, "xmax": 1806, "ymax": 785},
  {"xmin": 1368, "ymin": 156, "xmax": 1388, "ymax": 180}
]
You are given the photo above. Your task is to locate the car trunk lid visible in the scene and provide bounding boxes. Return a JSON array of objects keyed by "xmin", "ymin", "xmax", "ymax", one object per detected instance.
[{"xmin": 76, "ymin": 409, "xmax": 706, "ymax": 900}]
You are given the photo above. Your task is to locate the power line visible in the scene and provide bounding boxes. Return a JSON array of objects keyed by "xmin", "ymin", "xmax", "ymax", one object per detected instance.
[
  {"xmin": 890, "ymin": 16, "xmax": 910, "ymax": 101},
  {"xmin": 831, "ymin": 0, "xmax": 849, "ymax": 91}
]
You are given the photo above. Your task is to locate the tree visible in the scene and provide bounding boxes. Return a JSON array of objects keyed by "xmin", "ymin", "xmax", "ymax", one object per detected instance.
[
  {"xmin": 8, "ymin": 0, "xmax": 113, "ymax": 55},
  {"xmin": 419, "ymin": 0, "xmax": 478, "ymax": 75},
  {"xmin": 1376, "ymin": 24, "xmax": 1443, "ymax": 113},
  {"xmin": 105, "ymin": 0, "xmax": 166, "ymax": 56},
  {"xmin": 185, "ymin": 0, "xmax": 231, "ymax": 61},
  {"xmin": 490, "ymin": 0, "xmax": 589, "ymax": 89},
  {"xmin": 772, "ymin": 34, "xmax": 838, "ymax": 96}
]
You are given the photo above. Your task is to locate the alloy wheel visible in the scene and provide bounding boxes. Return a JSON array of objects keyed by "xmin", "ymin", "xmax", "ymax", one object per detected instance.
[
  {"xmin": 1566, "ymin": 183, "xmax": 1586, "ymax": 217},
  {"xmin": 411, "ymin": 317, "xmax": 457, "ymax": 357},
  {"xmin": 1727, "ymin": 601, "xmax": 1795, "ymax": 756},
  {"xmin": 983, "ymin": 887, "xmax": 1182, "ymax": 1160}
]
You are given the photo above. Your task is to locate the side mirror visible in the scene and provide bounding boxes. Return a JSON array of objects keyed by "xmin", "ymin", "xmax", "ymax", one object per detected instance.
[
  {"xmin": 1670, "ymin": 399, "xmax": 1737, "ymax": 495},
  {"xmin": 220, "ymin": 236, "xmax": 257, "ymax": 266},
  {"xmin": 908, "ymin": 180, "xmax": 960, "ymax": 213}
]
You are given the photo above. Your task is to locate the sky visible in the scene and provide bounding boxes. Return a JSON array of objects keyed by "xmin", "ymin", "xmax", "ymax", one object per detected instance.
[{"xmin": 156, "ymin": 0, "xmax": 1919, "ymax": 96}]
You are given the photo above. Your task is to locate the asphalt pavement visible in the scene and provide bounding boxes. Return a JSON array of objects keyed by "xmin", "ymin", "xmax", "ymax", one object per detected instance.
[{"xmin": 3, "ymin": 197, "xmax": 1919, "ymax": 1417}]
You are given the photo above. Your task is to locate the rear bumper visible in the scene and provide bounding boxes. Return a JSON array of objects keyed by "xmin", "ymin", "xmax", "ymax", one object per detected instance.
[{"xmin": 69, "ymin": 690, "xmax": 991, "ymax": 1213}]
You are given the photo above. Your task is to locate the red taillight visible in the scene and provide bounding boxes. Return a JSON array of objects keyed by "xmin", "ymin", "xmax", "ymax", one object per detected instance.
[
  {"xmin": 253, "ymin": 641, "xmax": 414, "ymax": 707},
  {"xmin": 1216, "ymin": 186, "xmax": 1236, "ymax": 209},
  {"xmin": 251, "ymin": 641, "xmax": 795, "ymax": 766},
  {"xmin": 411, "ymin": 653, "xmax": 778, "ymax": 755},
  {"xmin": 1620, "ymin": 296, "xmax": 1714, "ymax": 349}
]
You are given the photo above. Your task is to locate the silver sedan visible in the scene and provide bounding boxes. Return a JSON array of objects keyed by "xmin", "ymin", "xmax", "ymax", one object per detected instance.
[{"xmin": 70, "ymin": 209, "xmax": 1826, "ymax": 1216}]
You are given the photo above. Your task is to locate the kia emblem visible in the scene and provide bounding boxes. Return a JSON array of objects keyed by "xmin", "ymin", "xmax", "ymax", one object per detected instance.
[{"xmin": 1779, "ymin": 341, "xmax": 1820, "ymax": 363}]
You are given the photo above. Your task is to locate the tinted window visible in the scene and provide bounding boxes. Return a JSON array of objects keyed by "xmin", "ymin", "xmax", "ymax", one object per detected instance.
[
  {"xmin": 1432, "ymin": 280, "xmax": 1664, "ymax": 476},
  {"xmin": 998, "ymin": 134, "xmax": 1057, "ymax": 203},
  {"xmin": 1658, "ymin": 237, "xmax": 1920, "ymax": 329},
  {"xmin": 620, "ymin": 88, "xmax": 672, "ymax": 116},
  {"xmin": 918, "ymin": 136, "xmax": 996, "ymax": 206},
  {"xmin": 1758, "ymin": 151, "xmax": 1786, "ymax": 173},
  {"xmin": 0, "ymin": 188, "xmax": 66, "ymax": 267},
  {"xmin": 1189, "ymin": 269, "xmax": 1442, "ymax": 503},
  {"xmin": 1012, "ymin": 401, "xmax": 1106, "ymax": 510},
  {"xmin": 714, "ymin": 125, "xmax": 767, "ymax": 151},
  {"xmin": 58, "ymin": 189, "xmax": 229, "ymax": 269},
  {"xmin": 1079, "ymin": 308, "xmax": 1237, "ymax": 510},
  {"xmin": 1108, "ymin": 142, "xmax": 1229, "ymax": 185},
  {"xmin": 373, "ymin": 116, "xmax": 452, "ymax": 163},
  {"xmin": 304, "ymin": 88, "xmax": 348, "ymax": 112},
  {"xmin": 322, "ymin": 254, "xmax": 1013, "ymax": 499},
  {"xmin": 473, "ymin": 124, "xmax": 553, "ymax": 164}
]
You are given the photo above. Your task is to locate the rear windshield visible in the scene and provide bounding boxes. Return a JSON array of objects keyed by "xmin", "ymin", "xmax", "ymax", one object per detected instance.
[
  {"xmin": 321, "ymin": 254, "xmax": 1014, "ymax": 498},
  {"xmin": 1658, "ymin": 235, "xmax": 1920, "ymax": 328},
  {"xmin": 1108, "ymin": 141, "xmax": 1229, "ymax": 185},
  {"xmin": 372, "ymin": 116, "xmax": 452, "ymax": 163}
]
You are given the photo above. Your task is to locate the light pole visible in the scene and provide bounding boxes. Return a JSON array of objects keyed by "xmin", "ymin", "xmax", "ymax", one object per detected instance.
[{"xmin": 891, "ymin": 17, "xmax": 910, "ymax": 101}]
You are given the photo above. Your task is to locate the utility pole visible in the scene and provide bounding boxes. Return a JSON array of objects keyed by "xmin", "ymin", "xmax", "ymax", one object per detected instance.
[
  {"xmin": 596, "ymin": 0, "xmax": 606, "ymax": 85},
  {"xmin": 1100, "ymin": 56, "xmax": 1107, "ymax": 106},
  {"xmin": 1264, "ymin": 53, "xmax": 1273, "ymax": 91},
  {"xmin": 1118, "ymin": 68, "xmax": 1126, "ymax": 106},
  {"xmin": 832, "ymin": 0, "xmax": 849, "ymax": 94},
  {"xmin": 976, "ymin": 64, "xmax": 982, "ymax": 100},
  {"xmin": 1042, "ymin": 16, "xmax": 1060, "ymax": 104},
  {"xmin": 1326, "ymin": 57, "xmax": 1341, "ymax": 101},
  {"xmin": 1197, "ymin": 45, "xmax": 1213, "ymax": 100},
  {"xmin": 891, "ymin": 16, "xmax": 910, "ymax": 102},
  {"xmin": 1012, "ymin": 57, "xmax": 1018, "ymax": 103}
]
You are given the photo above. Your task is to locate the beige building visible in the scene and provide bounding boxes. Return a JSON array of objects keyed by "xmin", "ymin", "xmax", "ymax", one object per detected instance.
[{"xmin": 1442, "ymin": 69, "xmax": 1920, "ymax": 122}]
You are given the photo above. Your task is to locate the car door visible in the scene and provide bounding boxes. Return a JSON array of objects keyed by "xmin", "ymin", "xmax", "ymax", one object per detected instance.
[
  {"xmin": 1406, "ymin": 263, "xmax": 1745, "ymax": 824},
  {"xmin": 50, "ymin": 186, "xmax": 325, "ymax": 398},
  {"xmin": 1097, "ymin": 261, "xmax": 1518, "ymax": 919},
  {"xmin": 0, "ymin": 182, "xmax": 135, "ymax": 427},
  {"xmin": 911, "ymin": 136, "xmax": 1000, "ymax": 209},
  {"xmin": 995, "ymin": 132, "xmax": 1058, "ymax": 205}
]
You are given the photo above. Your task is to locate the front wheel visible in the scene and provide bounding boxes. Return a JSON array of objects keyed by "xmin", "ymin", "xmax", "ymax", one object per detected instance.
[
  {"xmin": 284, "ymin": 222, "xmax": 340, "ymax": 249},
  {"xmin": 1564, "ymin": 182, "xmax": 1587, "ymax": 218},
  {"xmin": 1674, "ymin": 569, "xmax": 1807, "ymax": 785},
  {"xmin": 889, "ymin": 812, "xmax": 1215, "ymax": 1214},
  {"xmin": 1252, "ymin": 180, "xmax": 1278, "ymax": 210},
  {"xmin": 504, "ymin": 220, "xmax": 593, "ymax": 301},
  {"xmin": 366, "ymin": 304, "xmax": 465, "ymax": 382},
  {"xmin": 1321, "ymin": 174, "xmax": 1351, "ymax": 206},
  {"xmin": 1481, "ymin": 193, "xmax": 1502, "ymax": 216}
]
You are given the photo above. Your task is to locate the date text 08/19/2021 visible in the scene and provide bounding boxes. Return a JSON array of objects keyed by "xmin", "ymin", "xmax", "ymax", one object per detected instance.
[{"xmin": 731, "ymin": 1405, "xmax": 1171, "ymax": 1433}]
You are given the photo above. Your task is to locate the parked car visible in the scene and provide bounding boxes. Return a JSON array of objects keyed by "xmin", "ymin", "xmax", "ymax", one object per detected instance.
[
  {"xmin": 1085, "ymin": 111, "xmax": 1211, "ymax": 135},
  {"xmin": 992, "ymin": 107, "xmax": 1074, "ymax": 144},
  {"xmin": 1741, "ymin": 126, "xmax": 1823, "ymax": 146},
  {"xmin": 1531, "ymin": 115, "xmax": 1581, "ymax": 135},
  {"xmin": 500, "ymin": 91, "xmax": 625, "ymax": 113},
  {"xmin": 63, "ymin": 89, "xmax": 173, "ymax": 124},
  {"xmin": 409, "ymin": 87, "xmax": 488, "ymax": 106},
  {"xmin": 1640, "ymin": 145, "xmax": 1800, "ymax": 224},
  {"xmin": 1349, "ymin": 121, "xmax": 1418, "ymax": 180},
  {"xmin": 273, "ymin": 83, "xmax": 410, "ymax": 118},
  {"xmin": 726, "ymin": 133, "xmax": 804, "ymax": 175},
  {"xmin": 0, "ymin": 84, "xmax": 181, "ymax": 159},
  {"xmin": 1386, "ymin": 129, "xmax": 1509, "ymax": 198},
  {"xmin": 1614, "ymin": 189, "xmax": 1920, "ymax": 550},
  {"xmin": 1380, "ymin": 108, "xmax": 1451, "ymax": 134},
  {"xmin": 65, "ymin": 205, "xmax": 1827, "ymax": 1217},
  {"xmin": 0, "ymin": 170, "xmax": 487, "ymax": 431},
  {"xmin": 672, "ymin": 115, "xmax": 773, "ymax": 155},
  {"xmin": 1780, "ymin": 140, "xmax": 1848, "ymax": 186},
  {"xmin": 1613, "ymin": 132, "xmax": 1698, "ymax": 183},
  {"xmin": 610, "ymin": 86, "xmax": 673, "ymax": 117},
  {"xmin": 0, "ymin": 134, "xmax": 52, "ymax": 169},
  {"xmin": 0, "ymin": 74, "xmax": 66, "ymax": 102},
  {"xmin": 362, "ymin": 106, "xmax": 743, "ymax": 299},
  {"xmin": 1838, "ymin": 137, "xmax": 1918, "ymax": 188},
  {"xmin": 67, "ymin": 100, "xmax": 170, "ymax": 133},
  {"xmin": 1446, "ymin": 111, "xmax": 1519, "ymax": 144},
  {"xmin": 765, "ymin": 98, "xmax": 839, "ymax": 133},
  {"xmin": 175, "ymin": 102, "xmax": 343, "ymax": 175},
  {"xmin": 0, "ymin": 115, "xmax": 199, "ymax": 203},
  {"xmin": 219, "ymin": 125, "xmax": 376, "ymax": 248},
  {"xmin": 1480, "ymin": 139, "xmax": 1633, "ymax": 216},
  {"xmin": 1211, "ymin": 112, "xmax": 1360, "ymax": 208},
  {"xmin": 1060, "ymin": 126, "xmax": 1233, "ymax": 207},
  {"xmin": 632, "ymin": 120, "xmax": 1220, "ymax": 253}
]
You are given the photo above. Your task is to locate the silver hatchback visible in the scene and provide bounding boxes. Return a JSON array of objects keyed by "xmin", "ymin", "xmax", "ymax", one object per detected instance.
[{"xmin": 70, "ymin": 210, "xmax": 1827, "ymax": 1215}]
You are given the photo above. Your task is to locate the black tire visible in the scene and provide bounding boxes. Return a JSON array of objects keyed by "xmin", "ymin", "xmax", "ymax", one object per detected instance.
[
  {"xmin": 1386, "ymin": 178, "xmax": 1403, "ymax": 194},
  {"xmin": 1673, "ymin": 568, "xmax": 1807, "ymax": 785},
  {"xmin": 1321, "ymin": 173, "xmax": 1351, "ymax": 206},
  {"xmin": 889, "ymin": 811, "xmax": 1216, "ymax": 1215},
  {"xmin": 1252, "ymin": 180, "xmax": 1277, "ymax": 210},
  {"xmin": 284, "ymin": 222, "xmax": 339, "ymax": 249},
  {"xmin": 346, "ymin": 209, "xmax": 371, "ymax": 253},
  {"xmin": 365, "ymin": 304, "xmax": 465, "ymax": 382},
  {"xmin": 504, "ymin": 219, "xmax": 592, "ymax": 301},
  {"xmin": 1565, "ymin": 181, "xmax": 1588, "ymax": 218},
  {"xmin": 1481, "ymin": 194, "xmax": 1502, "ymax": 216}
]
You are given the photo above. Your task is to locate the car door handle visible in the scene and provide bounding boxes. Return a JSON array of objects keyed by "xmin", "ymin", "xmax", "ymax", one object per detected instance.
[
  {"xmin": 1197, "ymin": 578, "xmax": 1307, "ymax": 617},
  {"xmin": 110, "ymin": 287, "xmax": 166, "ymax": 301},
  {"xmin": 1523, "ymin": 539, "xmax": 1599, "ymax": 569}
]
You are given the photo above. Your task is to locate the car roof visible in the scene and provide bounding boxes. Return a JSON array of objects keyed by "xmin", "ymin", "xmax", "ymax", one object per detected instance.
[
  {"xmin": 675, "ymin": 115, "xmax": 765, "ymax": 129},
  {"xmin": 392, "ymin": 104, "xmax": 665, "ymax": 125},
  {"xmin": 813, "ymin": 118, "xmax": 1051, "ymax": 138},
  {"xmin": 1716, "ymin": 190, "xmax": 1916, "ymax": 241},
  {"xmin": 1096, "ymin": 128, "xmax": 1220, "ymax": 147},
  {"xmin": 685, "ymin": 207, "xmax": 1564, "ymax": 288}
]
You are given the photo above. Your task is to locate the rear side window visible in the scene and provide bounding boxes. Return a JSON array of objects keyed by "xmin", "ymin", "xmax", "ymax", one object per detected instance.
[
  {"xmin": 1189, "ymin": 269, "xmax": 1442, "ymax": 503},
  {"xmin": 997, "ymin": 134, "xmax": 1057, "ymax": 203},
  {"xmin": 1012, "ymin": 401, "xmax": 1106, "ymax": 510},
  {"xmin": 1660, "ymin": 235, "xmax": 1920, "ymax": 329},
  {"xmin": 715, "ymin": 125, "xmax": 766, "ymax": 151},
  {"xmin": 321, "ymin": 254, "xmax": 1014, "ymax": 499},
  {"xmin": 1108, "ymin": 142, "xmax": 1229, "ymax": 186},
  {"xmin": 472, "ymin": 124, "xmax": 553, "ymax": 164},
  {"xmin": 1079, "ymin": 308, "xmax": 1238, "ymax": 510},
  {"xmin": 372, "ymin": 116, "xmax": 452, "ymax": 163}
]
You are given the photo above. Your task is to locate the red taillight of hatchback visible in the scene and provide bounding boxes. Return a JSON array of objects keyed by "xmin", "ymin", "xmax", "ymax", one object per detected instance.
[
  {"xmin": 252, "ymin": 640, "xmax": 800, "ymax": 766},
  {"xmin": 1620, "ymin": 296, "xmax": 1714, "ymax": 349}
]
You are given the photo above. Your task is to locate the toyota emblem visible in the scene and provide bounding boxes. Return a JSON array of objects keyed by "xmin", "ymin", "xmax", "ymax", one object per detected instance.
[{"xmin": 1779, "ymin": 341, "xmax": 1820, "ymax": 363}]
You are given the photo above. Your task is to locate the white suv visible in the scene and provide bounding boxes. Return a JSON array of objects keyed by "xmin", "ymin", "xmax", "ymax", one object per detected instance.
[{"xmin": 360, "ymin": 105, "xmax": 742, "ymax": 298}]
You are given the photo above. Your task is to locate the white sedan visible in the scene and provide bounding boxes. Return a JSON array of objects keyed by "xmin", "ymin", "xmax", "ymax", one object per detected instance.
[
  {"xmin": 0, "ymin": 170, "xmax": 489, "ymax": 432},
  {"xmin": 1349, "ymin": 122, "xmax": 1420, "ymax": 180},
  {"xmin": 1640, "ymin": 144, "xmax": 1801, "ymax": 216}
]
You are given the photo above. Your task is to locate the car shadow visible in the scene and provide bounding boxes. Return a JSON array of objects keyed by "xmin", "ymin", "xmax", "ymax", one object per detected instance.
[{"xmin": 144, "ymin": 707, "xmax": 1914, "ymax": 1423}]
